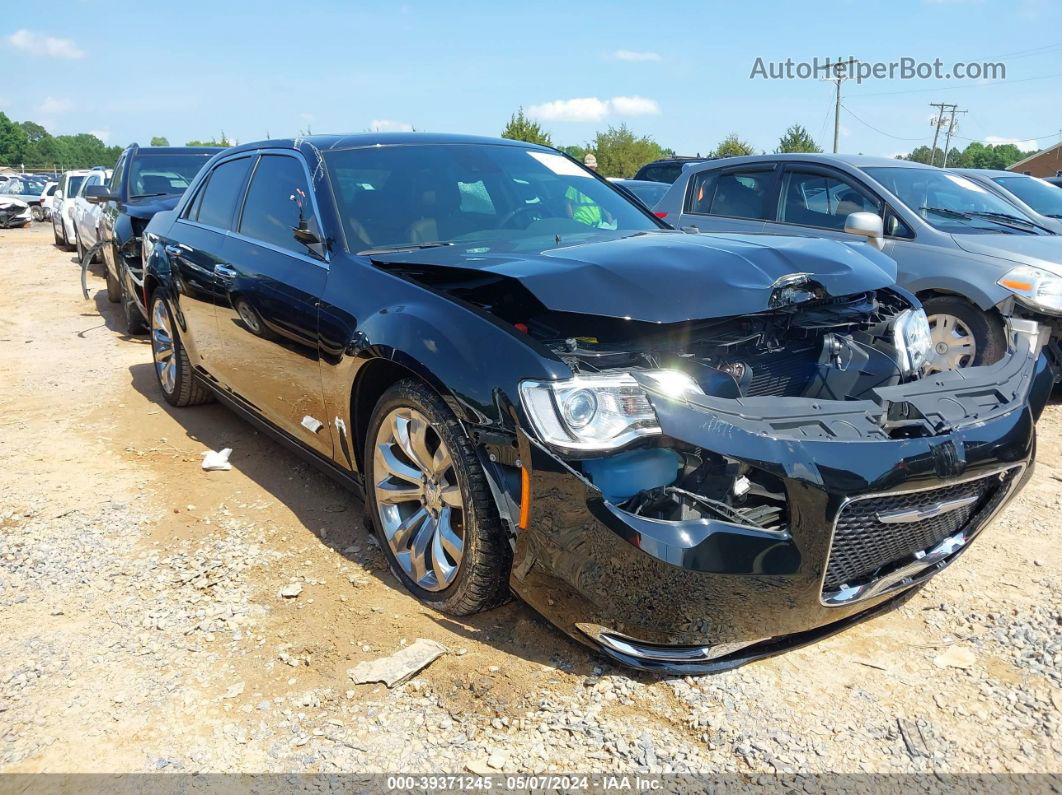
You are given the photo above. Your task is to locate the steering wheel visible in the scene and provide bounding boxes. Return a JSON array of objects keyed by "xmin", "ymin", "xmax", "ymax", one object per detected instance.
[{"xmin": 497, "ymin": 204, "xmax": 546, "ymax": 229}]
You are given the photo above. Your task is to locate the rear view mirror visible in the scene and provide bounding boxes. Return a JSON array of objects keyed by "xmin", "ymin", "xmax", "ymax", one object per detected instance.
[{"xmin": 844, "ymin": 211, "xmax": 884, "ymax": 250}]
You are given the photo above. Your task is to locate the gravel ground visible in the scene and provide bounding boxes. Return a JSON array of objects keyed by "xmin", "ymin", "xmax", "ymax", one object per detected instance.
[{"xmin": 0, "ymin": 223, "xmax": 1059, "ymax": 775}]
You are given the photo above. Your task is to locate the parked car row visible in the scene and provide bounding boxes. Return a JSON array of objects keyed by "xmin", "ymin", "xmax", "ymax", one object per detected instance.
[{"xmin": 57, "ymin": 134, "xmax": 1055, "ymax": 673}]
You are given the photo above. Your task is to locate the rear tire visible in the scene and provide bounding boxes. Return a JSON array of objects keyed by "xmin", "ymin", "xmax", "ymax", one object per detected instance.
[
  {"xmin": 104, "ymin": 260, "xmax": 122, "ymax": 303},
  {"xmin": 31, "ymin": 206, "xmax": 44, "ymax": 222},
  {"xmin": 922, "ymin": 295, "xmax": 1006, "ymax": 371},
  {"xmin": 363, "ymin": 379, "xmax": 511, "ymax": 616},
  {"xmin": 53, "ymin": 222, "xmax": 63, "ymax": 247},
  {"xmin": 149, "ymin": 294, "xmax": 214, "ymax": 407}
]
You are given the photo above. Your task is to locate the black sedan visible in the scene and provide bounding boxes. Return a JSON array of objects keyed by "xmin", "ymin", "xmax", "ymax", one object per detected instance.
[{"xmin": 142, "ymin": 133, "xmax": 1052, "ymax": 672}]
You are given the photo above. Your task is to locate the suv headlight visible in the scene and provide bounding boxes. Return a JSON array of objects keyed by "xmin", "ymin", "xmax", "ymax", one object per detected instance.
[
  {"xmin": 519, "ymin": 370, "xmax": 701, "ymax": 452},
  {"xmin": 999, "ymin": 266, "xmax": 1062, "ymax": 314},
  {"xmin": 893, "ymin": 308, "xmax": 932, "ymax": 375}
]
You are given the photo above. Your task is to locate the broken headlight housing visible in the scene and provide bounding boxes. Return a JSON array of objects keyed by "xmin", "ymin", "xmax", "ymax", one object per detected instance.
[
  {"xmin": 892, "ymin": 308, "xmax": 932, "ymax": 375},
  {"xmin": 519, "ymin": 370, "xmax": 701, "ymax": 452}
]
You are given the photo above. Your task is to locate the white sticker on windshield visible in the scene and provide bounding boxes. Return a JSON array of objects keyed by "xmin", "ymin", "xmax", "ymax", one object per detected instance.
[
  {"xmin": 944, "ymin": 173, "xmax": 986, "ymax": 193},
  {"xmin": 528, "ymin": 151, "xmax": 592, "ymax": 177}
]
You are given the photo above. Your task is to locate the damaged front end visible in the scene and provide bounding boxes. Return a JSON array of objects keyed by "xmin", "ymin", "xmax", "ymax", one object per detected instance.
[
  {"xmin": 0, "ymin": 199, "xmax": 32, "ymax": 229},
  {"xmin": 504, "ymin": 286, "xmax": 1049, "ymax": 672}
]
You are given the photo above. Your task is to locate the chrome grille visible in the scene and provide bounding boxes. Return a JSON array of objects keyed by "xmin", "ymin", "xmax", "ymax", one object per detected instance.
[{"xmin": 823, "ymin": 469, "xmax": 1017, "ymax": 593}]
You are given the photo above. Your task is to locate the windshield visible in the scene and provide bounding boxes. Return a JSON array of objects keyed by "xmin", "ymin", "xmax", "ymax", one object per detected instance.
[
  {"xmin": 993, "ymin": 175, "xmax": 1062, "ymax": 219},
  {"xmin": 323, "ymin": 143, "xmax": 659, "ymax": 252},
  {"xmin": 129, "ymin": 153, "xmax": 214, "ymax": 197},
  {"xmin": 864, "ymin": 166, "xmax": 1048, "ymax": 234}
]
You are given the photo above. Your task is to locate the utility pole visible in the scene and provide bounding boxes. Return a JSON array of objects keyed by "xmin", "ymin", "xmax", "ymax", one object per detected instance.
[
  {"xmin": 941, "ymin": 106, "xmax": 967, "ymax": 168},
  {"xmin": 817, "ymin": 58, "xmax": 859, "ymax": 154},
  {"xmin": 929, "ymin": 103, "xmax": 949, "ymax": 166}
]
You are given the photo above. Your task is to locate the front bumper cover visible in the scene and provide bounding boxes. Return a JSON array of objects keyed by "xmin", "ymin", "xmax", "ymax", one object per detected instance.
[{"xmin": 508, "ymin": 342, "xmax": 1050, "ymax": 673}]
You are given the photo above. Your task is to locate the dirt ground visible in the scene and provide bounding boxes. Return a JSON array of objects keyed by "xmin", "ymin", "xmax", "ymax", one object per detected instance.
[{"xmin": 0, "ymin": 223, "xmax": 1059, "ymax": 775}]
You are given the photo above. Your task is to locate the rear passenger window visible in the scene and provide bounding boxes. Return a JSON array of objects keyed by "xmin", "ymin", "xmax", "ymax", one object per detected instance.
[
  {"xmin": 192, "ymin": 157, "xmax": 253, "ymax": 230},
  {"xmin": 687, "ymin": 169, "xmax": 772, "ymax": 220},
  {"xmin": 238, "ymin": 155, "xmax": 311, "ymax": 255}
]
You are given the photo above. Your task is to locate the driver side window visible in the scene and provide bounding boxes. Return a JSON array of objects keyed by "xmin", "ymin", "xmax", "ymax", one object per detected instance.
[{"xmin": 780, "ymin": 171, "xmax": 880, "ymax": 231}]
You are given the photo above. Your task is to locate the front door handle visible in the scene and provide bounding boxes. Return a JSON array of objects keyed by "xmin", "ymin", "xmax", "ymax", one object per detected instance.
[
  {"xmin": 214, "ymin": 264, "xmax": 238, "ymax": 280},
  {"xmin": 164, "ymin": 244, "xmax": 182, "ymax": 257}
]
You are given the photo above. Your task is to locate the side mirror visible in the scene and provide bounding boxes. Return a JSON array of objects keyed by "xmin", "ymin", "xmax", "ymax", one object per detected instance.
[
  {"xmin": 83, "ymin": 184, "xmax": 117, "ymax": 204},
  {"xmin": 54, "ymin": 189, "xmax": 63, "ymax": 199},
  {"xmin": 844, "ymin": 211, "xmax": 884, "ymax": 250},
  {"xmin": 293, "ymin": 221, "xmax": 327, "ymax": 260}
]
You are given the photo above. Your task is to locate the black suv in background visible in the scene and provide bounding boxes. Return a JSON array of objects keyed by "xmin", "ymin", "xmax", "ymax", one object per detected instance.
[
  {"xmin": 84, "ymin": 144, "xmax": 223, "ymax": 333},
  {"xmin": 633, "ymin": 156, "xmax": 708, "ymax": 184}
]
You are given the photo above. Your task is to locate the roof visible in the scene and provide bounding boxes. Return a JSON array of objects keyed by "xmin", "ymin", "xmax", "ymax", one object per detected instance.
[
  {"xmin": 691, "ymin": 153, "xmax": 936, "ymax": 169},
  {"xmin": 950, "ymin": 168, "xmax": 1019, "ymax": 178},
  {"xmin": 1007, "ymin": 142, "xmax": 1062, "ymax": 172},
  {"xmin": 130, "ymin": 145, "xmax": 226, "ymax": 155},
  {"xmin": 223, "ymin": 132, "xmax": 552, "ymax": 157}
]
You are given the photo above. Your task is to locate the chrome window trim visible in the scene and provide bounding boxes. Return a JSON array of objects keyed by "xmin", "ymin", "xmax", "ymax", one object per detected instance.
[{"xmin": 818, "ymin": 463, "xmax": 1025, "ymax": 607}]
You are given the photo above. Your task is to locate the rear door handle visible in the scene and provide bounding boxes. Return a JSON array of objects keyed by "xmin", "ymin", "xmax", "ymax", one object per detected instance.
[{"xmin": 214, "ymin": 264, "xmax": 238, "ymax": 280}]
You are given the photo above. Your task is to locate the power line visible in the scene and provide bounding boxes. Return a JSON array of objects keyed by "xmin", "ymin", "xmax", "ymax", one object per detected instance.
[
  {"xmin": 855, "ymin": 68, "xmax": 1062, "ymax": 98},
  {"xmin": 839, "ymin": 104, "xmax": 928, "ymax": 141}
]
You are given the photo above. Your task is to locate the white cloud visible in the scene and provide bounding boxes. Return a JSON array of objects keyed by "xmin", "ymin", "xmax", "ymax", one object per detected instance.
[
  {"xmin": 527, "ymin": 96, "xmax": 661, "ymax": 122},
  {"xmin": 370, "ymin": 119, "xmax": 414, "ymax": 132},
  {"xmin": 985, "ymin": 135, "xmax": 1040, "ymax": 149},
  {"xmin": 527, "ymin": 97, "xmax": 611, "ymax": 122},
  {"xmin": 36, "ymin": 96, "xmax": 74, "ymax": 115},
  {"xmin": 609, "ymin": 95, "xmax": 660, "ymax": 116},
  {"xmin": 89, "ymin": 129, "xmax": 110, "ymax": 143},
  {"xmin": 611, "ymin": 49, "xmax": 661, "ymax": 62},
  {"xmin": 6, "ymin": 29, "xmax": 84, "ymax": 59}
]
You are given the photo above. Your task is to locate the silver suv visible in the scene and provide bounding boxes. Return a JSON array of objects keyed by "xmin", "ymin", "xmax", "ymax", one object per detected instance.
[{"xmin": 654, "ymin": 154, "xmax": 1062, "ymax": 374}]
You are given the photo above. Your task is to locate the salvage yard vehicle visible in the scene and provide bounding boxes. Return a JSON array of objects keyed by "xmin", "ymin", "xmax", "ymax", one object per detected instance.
[
  {"xmin": 952, "ymin": 169, "xmax": 1062, "ymax": 235},
  {"xmin": 0, "ymin": 175, "xmax": 48, "ymax": 218},
  {"xmin": 142, "ymin": 134, "xmax": 1052, "ymax": 672},
  {"xmin": 71, "ymin": 169, "xmax": 111, "ymax": 264},
  {"xmin": 654, "ymin": 154, "xmax": 1062, "ymax": 376},
  {"xmin": 83, "ymin": 143, "xmax": 223, "ymax": 333},
  {"xmin": 51, "ymin": 170, "xmax": 92, "ymax": 249},
  {"xmin": 0, "ymin": 196, "xmax": 32, "ymax": 228}
]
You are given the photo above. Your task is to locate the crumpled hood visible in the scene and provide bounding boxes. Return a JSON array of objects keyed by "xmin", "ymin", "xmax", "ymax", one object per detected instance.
[
  {"xmin": 125, "ymin": 194, "xmax": 181, "ymax": 221},
  {"xmin": 372, "ymin": 231, "xmax": 897, "ymax": 323},
  {"xmin": 953, "ymin": 233, "xmax": 1062, "ymax": 276}
]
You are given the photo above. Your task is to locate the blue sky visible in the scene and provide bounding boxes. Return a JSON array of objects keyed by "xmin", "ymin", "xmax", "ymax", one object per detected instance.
[{"xmin": 4, "ymin": 1, "xmax": 1061, "ymax": 158}]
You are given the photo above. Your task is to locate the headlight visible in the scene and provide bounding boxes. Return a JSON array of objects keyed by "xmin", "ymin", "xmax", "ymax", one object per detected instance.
[
  {"xmin": 893, "ymin": 308, "xmax": 932, "ymax": 375},
  {"xmin": 519, "ymin": 370, "xmax": 701, "ymax": 452},
  {"xmin": 999, "ymin": 266, "xmax": 1062, "ymax": 314}
]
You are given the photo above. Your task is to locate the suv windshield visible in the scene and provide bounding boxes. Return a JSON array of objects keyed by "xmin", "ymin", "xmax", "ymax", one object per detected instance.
[
  {"xmin": 864, "ymin": 167, "xmax": 1050, "ymax": 235},
  {"xmin": 129, "ymin": 153, "xmax": 215, "ymax": 197},
  {"xmin": 993, "ymin": 175, "xmax": 1062, "ymax": 219},
  {"xmin": 323, "ymin": 144, "xmax": 659, "ymax": 252}
]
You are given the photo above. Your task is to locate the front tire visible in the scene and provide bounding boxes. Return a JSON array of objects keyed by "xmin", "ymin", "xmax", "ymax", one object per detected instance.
[
  {"xmin": 364, "ymin": 379, "xmax": 511, "ymax": 616},
  {"xmin": 53, "ymin": 221, "xmax": 63, "ymax": 247},
  {"xmin": 149, "ymin": 294, "xmax": 213, "ymax": 407},
  {"xmin": 31, "ymin": 206, "xmax": 44, "ymax": 222},
  {"xmin": 122, "ymin": 282, "xmax": 148, "ymax": 335},
  {"xmin": 922, "ymin": 296, "xmax": 1006, "ymax": 372}
]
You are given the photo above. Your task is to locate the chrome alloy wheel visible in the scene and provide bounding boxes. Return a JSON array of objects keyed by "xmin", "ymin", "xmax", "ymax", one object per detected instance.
[
  {"xmin": 373, "ymin": 408, "xmax": 465, "ymax": 592},
  {"xmin": 927, "ymin": 313, "xmax": 976, "ymax": 372},
  {"xmin": 151, "ymin": 300, "xmax": 177, "ymax": 394}
]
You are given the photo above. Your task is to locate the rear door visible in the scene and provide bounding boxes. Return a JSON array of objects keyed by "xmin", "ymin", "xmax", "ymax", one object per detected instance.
[
  {"xmin": 214, "ymin": 151, "xmax": 332, "ymax": 456},
  {"xmin": 676, "ymin": 164, "xmax": 778, "ymax": 234},
  {"xmin": 166, "ymin": 154, "xmax": 254, "ymax": 372}
]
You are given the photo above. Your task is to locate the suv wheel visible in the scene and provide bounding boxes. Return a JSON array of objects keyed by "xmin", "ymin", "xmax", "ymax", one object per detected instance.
[
  {"xmin": 922, "ymin": 296, "xmax": 1006, "ymax": 372},
  {"xmin": 122, "ymin": 282, "xmax": 148, "ymax": 335},
  {"xmin": 31, "ymin": 206, "xmax": 44, "ymax": 222},
  {"xmin": 53, "ymin": 220, "xmax": 64, "ymax": 247},
  {"xmin": 149, "ymin": 294, "xmax": 213, "ymax": 407},
  {"xmin": 364, "ymin": 379, "xmax": 511, "ymax": 615}
]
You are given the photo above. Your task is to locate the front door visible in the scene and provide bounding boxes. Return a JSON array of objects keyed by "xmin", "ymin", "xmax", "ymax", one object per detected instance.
[{"xmin": 213, "ymin": 152, "xmax": 332, "ymax": 457}]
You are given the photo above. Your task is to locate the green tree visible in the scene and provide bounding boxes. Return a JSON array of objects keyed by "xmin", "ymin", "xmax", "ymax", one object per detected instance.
[
  {"xmin": 186, "ymin": 131, "xmax": 232, "ymax": 147},
  {"xmin": 776, "ymin": 124, "xmax": 822, "ymax": 154},
  {"xmin": 0, "ymin": 112, "xmax": 30, "ymax": 167},
  {"xmin": 713, "ymin": 133, "xmax": 756, "ymax": 157},
  {"xmin": 150, "ymin": 136, "xmax": 170, "ymax": 146},
  {"xmin": 560, "ymin": 143, "xmax": 590, "ymax": 163},
  {"xmin": 501, "ymin": 108, "xmax": 552, "ymax": 147},
  {"xmin": 589, "ymin": 124, "xmax": 668, "ymax": 178}
]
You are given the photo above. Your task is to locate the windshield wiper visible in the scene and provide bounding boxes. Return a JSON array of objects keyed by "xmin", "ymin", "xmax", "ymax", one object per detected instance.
[
  {"xmin": 921, "ymin": 206, "xmax": 972, "ymax": 220},
  {"xmin": 131, "ymin": 192, "xmax": 169, "ymax": 198},
  {"xmin": 358, "ymin": 242, "xmax": 454, "ymax": 255},
  {"xmin": 967, "ymin": 211, "xmax": 1046, "ymax": 234}
]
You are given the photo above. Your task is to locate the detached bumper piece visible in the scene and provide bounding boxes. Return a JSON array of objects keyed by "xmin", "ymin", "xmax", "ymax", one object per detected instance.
[{"xmin": 821, "ymin": 466, "xmax": 1023, "ymax": 606}]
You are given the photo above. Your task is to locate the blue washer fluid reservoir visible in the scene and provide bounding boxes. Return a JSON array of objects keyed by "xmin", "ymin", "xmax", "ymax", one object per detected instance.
[{"xmin": 582, "ymin": 448, "xmax": 682, "ymax": 503}]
